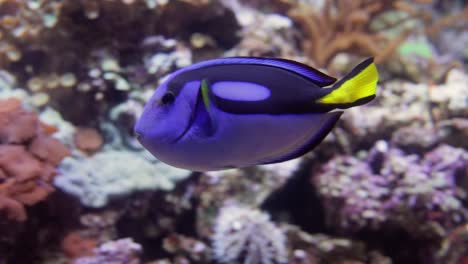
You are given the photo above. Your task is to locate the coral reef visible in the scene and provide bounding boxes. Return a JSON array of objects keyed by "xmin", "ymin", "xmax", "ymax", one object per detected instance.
[
  {"xmin": 73, "ymin": 127, "xmax": 104, "ymax": 154},
  {"xmin": 0, "ymin": 0, "xmax": 239, "ymax": 125},
  {"xmin": 0, "ymin": 98, "xmax": 69, "ymax": 221},
  {"xmin": 39, "ymin": 106, "xmax": 77, "ymax": 146},
  {"xmin": 224, "ymin": 0, "xmax": 299, "ymax": 58},
  {"xmin": 0, "ymin": 0, "xmax": 239, "ymax": 71},
  {"xmin": 285, "ymin": 225, "xmax": 392, "ymax": 264},
  {"xmin": 312, "ymin": 140, "xmax": 468, "ymax": 263},
  {"xmin": 161, "ymin": 233, "xmax": 210, "ymax": 263},
  {"xmin": 436, "ymin": 223, "xmax": 468, "ymax": 264},
  {"xmin": 315, "ymin": 141, "xmax": 467, "ymax": 238},
  {"xmin": 212, "ymin": 204, "xmax": 287, "ymax": 264},
  {"xmin": 61, "ymin": 231, "xmax": 97, "ymax": 259},
  {"xmin": 0, "ymin": 69, "xmax": 52, "ymax": 110},
  {"xmin": 54, "ymin": 150, "xmax": 191, "ymax": 207},
  {"xmin": 0, "ymin": 0, "xmax": 466, "ymax": 263},
  {"xmin": 196, "ymin": 163, "xmax": 303, "ymax": 240},
  {"xmin": 78, "ymin": 210, "xmax": 120, "ymax": 243},
  {"xmin": 286, "ymin": 0, "xmax": 468, "ymax": 71},
  {"xmin": 287, "ymin": 0, "xmax": 419, "ymax": 67},
  {"xmin": 72, "ymin": 238, "xmax": 142, "ymax": 264},
  {"xmin": 339, "ymin": 68, "xmax": 468, "ymax": 151}
]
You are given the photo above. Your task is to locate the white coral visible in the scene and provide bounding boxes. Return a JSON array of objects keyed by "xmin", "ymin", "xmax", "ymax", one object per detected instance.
[
  {"xmin": 54, "ymin": 150, "xmax": 191, "ymax": 207},
  {"xmin": 73, "ymin": 238, "xmax": 142, "ymax": 264},
  {"xmin": 212, "ymin": 205, "xmax": 287, "ymax": 264}
]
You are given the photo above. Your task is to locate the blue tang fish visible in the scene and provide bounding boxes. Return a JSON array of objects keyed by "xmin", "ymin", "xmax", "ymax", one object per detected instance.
[{"xmin": 135, "ymin": 57, "xmax": 378, "ymax": 171}]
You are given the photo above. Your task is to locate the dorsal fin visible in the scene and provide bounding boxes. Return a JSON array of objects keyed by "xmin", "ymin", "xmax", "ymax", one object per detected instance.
[
  {"xmin": 245, "ymin": 57, "xmax": 337, "ymax": 86},
  {"xmin": 180, "ymin": 57, "xmax": 337, "ymax": 87}
]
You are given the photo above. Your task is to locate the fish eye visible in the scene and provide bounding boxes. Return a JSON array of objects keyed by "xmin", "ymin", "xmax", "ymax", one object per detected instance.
[{"xmin": 161, "ymin": 91, "xmax": 175, "ymax": 105}]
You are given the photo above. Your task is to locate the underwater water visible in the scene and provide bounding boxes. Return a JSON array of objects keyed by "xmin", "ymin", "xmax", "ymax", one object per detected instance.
[{"xmin": 0, "ymin": 0, "xmax": 467, "ymax": 263}]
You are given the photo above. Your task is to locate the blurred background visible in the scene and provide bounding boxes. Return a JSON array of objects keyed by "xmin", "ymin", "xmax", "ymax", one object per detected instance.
[{"xmin": 0, "ymin": 0, "xmax": 467, "ymax": 263}]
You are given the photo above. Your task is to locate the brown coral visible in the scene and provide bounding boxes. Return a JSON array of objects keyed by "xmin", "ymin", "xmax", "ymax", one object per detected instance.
[
  {"xmin": 0, "ymin": 98, "xmax": 70, "ymax": 221},
  {"xmin": 0, "ymin": 97, "xmax": 38, "ymax": 143},
  {"xmin": 287, "ymin": 0, "xmax": 467, "ymax": 69},
  {"xmin": 0, "ymin": 193, "xmax": 26, "ymax": 221},
  {"xmin": 61, "ymin": 231, "xmax": 98, "ymax": 259},
  {"xmin": 30, "ymin": 135, "xmax": 71, "ymax": 165},
  {"xmin": 73, "ymin": 127, "xmax": 103, "ymax": 154}
]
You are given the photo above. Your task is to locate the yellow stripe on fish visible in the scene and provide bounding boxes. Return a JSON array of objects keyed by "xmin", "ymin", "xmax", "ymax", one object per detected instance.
[{"xmin": 319, "ymin": 58, "xmax": 378, "ymax": 106}]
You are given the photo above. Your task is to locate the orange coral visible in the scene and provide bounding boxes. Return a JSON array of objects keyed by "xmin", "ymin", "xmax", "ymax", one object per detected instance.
[
  {"xmin": 73, "ymin": 127, "xmax": 103, "ymax": 154},
  {"xmin": 30, "ymin": 135, "xmax": 71, "ymax": 165},
  {"xmin": 0, "ymin": 191, "xmax": 27, "ymax": 221},
  {"xmin": 0, "ymin": 98, "xmax": 70, "ymax": 221},
  {"xmin": 289, "ymin": 0, "xmax": 426, "ymax": 67},
  {"xmin": 0, "ymin": 98, "xmax": 38, "ymax": 143},
  {"xmin": 286, "ymin": 0, "xmax": 466, "ymax": 69}
]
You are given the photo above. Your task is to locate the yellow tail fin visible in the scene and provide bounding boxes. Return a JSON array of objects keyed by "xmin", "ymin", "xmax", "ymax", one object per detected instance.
[{"xmin": 318, "ymin": 58, "xmax": 378, "ymax": 107}]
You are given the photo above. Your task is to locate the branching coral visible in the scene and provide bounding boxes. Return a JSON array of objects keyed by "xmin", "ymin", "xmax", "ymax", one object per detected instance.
[
  {"xmin": 287, "ymin": 0, "xmax": 413, "ymax": 67},
  {"xmin": 212, "ymin": 204, "xmax": 287, "ymax": 264},
  {"xmin": 286, "ymin": 0, "xmax": 467, "ymax": 69},
  {"xmin": 0, "ymin": 98, "xmax": 70, "ymax": 221}
]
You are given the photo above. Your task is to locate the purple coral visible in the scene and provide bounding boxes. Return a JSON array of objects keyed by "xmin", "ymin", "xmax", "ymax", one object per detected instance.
[
  {"xmin": 315, "ymin": 141, "xmax": 467, "ymax": 237},
  {"xmin": 72, "ymin": 238, "xmax": 142, "ymax": 264}
]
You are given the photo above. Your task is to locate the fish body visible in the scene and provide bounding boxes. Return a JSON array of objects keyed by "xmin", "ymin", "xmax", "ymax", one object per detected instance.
[{"xmin": 135, "ymin": 57, "xmax": 378, "ymax": 171}]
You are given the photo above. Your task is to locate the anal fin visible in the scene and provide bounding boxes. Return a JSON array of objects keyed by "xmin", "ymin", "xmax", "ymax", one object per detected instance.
[{"xmin": 259, "ymin": 111, "xmax": 343, "ymax": 164}]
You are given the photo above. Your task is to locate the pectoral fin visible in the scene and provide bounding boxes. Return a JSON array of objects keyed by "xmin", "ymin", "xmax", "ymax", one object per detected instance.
[{"xmin": 201, "ymin": 79, "xmax": 217, "ymax": 133}]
